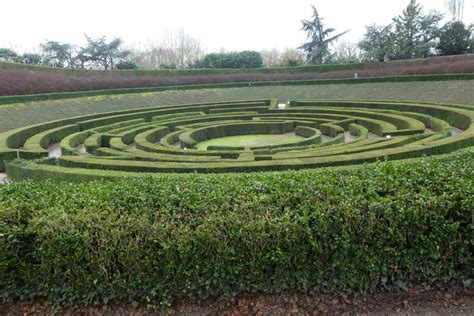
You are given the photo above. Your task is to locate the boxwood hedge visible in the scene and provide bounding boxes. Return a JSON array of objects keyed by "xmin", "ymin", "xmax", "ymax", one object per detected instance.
[{"xmin": 1, "ymin": 150, "xmax": 473, "ymax": 306}]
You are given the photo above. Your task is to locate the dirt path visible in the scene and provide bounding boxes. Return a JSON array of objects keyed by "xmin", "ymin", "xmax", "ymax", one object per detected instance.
[
  {"xmin": 344, "ymin": 131, "xmax": 358, "ymax": 142},
  {"xmin": 48, "ymin": 142, "xmax": 62, "ymax": 158},
  {"xmin": 1, "ymin": 283, "xmax": 471, "ymax": 315},
  {"xmin": 0, "ymin": 173, "xmax": 7, "ymax": 184},
  {"xmin": 450, "ymin": 127, "xmax": 463, "ymax": 136}
]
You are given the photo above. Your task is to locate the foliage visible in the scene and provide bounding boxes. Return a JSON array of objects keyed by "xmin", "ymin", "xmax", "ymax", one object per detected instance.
[
  {"xmin": 116, "ymin": 60, "xmax": 139, "ymax": 70},
  {"xmin": 391, "ymin": 0, "xmax": 443, "ymax": 60},
  {"xmin": 280, "ymin": 49, "xmax": 306, "ymax": 67},
  {"xmin": 359, "ymin": 24, "xmax": 394, "ymax": 62},
  {"xmin": 83, "ymin": 36, "xmax": 130, "ymax": 70},
  {"xmin": 21, "ymin": 53, "xmax": 42, "ymax": 65},
  {"xmin": 299, "ymin": 5, "xmax": 349, "ymax": 64},
  {"xmin": 131, "ymin": 29, "xmax": 204, "ymax": 70},
  {"xmin": 359, "ymin": 0, "xmax": 444, "ymax": 61},
  {"xmin": 260, "ymin": 49, "xmax": 306, "ymax": 68},
  {"xmin": 0, "ymin": 152, "xmax": 472, "ymax": 306},
  {"xmin": 0, "ymin": 48, "xmax": 18, "ymax": 62},
  {"xmin": 159, "ymin": 63, "xmax": 177, "ymax": 70},
  {"xmin": 193, "ymin": 51, "xmax": 264, "ymax": 69},
  {"xmin": 326, "ymin": 41, "xmax": 361, "ymax": 64},
  {"xmin": 437, "ymin": 21, "xmax": 473, "ymax": 56},
  {"xmin": 41, "ymin": 41, "xmax": 74, "ymax": 68}
]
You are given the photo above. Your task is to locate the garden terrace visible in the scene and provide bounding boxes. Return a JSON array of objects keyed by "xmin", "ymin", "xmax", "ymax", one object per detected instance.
[{"xmin": 1, "ymin": 98, "xmax": 473, "ymax": 180}]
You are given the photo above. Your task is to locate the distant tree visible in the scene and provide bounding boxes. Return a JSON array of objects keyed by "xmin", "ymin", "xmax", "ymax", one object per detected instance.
[
  {"xmin": 0, "ymin": 48, "xmax": 18, "ymax": 62},
  {"xmin": 194, "ymin": 51, "xmax": 263, "ymax": 69},
  {"xmin": 391, "ymin": 0, "xmax": 443, "ymax": 60},
  {"xmin": 327, "ymin": 41, "xmax": 361, "ymax": 64},
  {"xmin": 238, "ymin": 51, "xmax": 263, "ymax": 68},
  {"xmin": 84, "ymin": 36, "xmax": 129, "ymax": 70},
  {"xmin": 73, "ymin": 46, "xmax": 90, "ymax": 69},
  {"xmin": 260, "ymin": 49, "xmax": 280, "ymax": 67},
  {"xmin": 116, "ymin": 60, "xmax": 139, "ymax": 70},
  {"xmin": 162, "ymin": 29, "xmax": 203, "ymax": 69},
  {"xmin": 299, "ymin": 5, "xmax": 349, "ymax": 64},
  {"xmin": 445, "ymin": 0, "xmax": 464, "ymax": 21},
  {"xmin": 131, "ymin": 29, "xmax": 203, "ymax": 70},
  {"xmin": 41, "ymin": 41, "xmax": 73, "ymax": 68},
  {"xmin": 159, "ymin": 63, "xmax": 177, "ymax": 69},
  {"xmin": 279, "ymin": 48, "xmax": 305, "ymax": 67},
  {"xmin": 21, "ymin": 53, "xmax": 42, "ymax": 65},
  {"xmin": 437, "ymin": 21, "xmax": 472, "ymax": 55},
  {"xmin": 359, "ymin": 24, "xmax": 394, "ymax": 62}
]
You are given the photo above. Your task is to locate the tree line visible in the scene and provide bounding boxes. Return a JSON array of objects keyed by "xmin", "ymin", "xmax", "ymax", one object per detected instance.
[
  {"xmin": 1, "ymin": 0, "xmax": 472, "ymax": 70},
  {"xmin": 302, "ymin": 0, "xmax": 473, "ymax": 64},
  {"xmin": 0, "ymin": 35, "xmax": 138, "ymax": 70}
]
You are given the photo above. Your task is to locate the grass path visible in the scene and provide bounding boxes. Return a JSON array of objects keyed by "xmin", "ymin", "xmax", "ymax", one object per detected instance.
[{"xmin": 195, "ymin": 133, "xmax": 304, "ymax": 150}]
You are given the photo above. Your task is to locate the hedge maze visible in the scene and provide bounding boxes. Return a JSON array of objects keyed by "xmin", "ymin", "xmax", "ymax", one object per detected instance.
[{"xmin": 1, "ymin": 98, "xmax": 473, "ymax": 180}]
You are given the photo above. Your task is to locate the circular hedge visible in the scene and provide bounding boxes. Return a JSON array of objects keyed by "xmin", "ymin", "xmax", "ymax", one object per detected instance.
[{"xmin": 1, "ymin": 98, "xmax": 473, "ymax": 180}]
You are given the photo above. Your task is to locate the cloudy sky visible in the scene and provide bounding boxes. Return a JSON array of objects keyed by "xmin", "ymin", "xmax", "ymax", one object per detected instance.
[{"xmin": 1, "ymin": 0, "xmax": 473, "ymax": 53}]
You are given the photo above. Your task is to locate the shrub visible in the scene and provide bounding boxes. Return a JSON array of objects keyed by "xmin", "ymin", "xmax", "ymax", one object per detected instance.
[
  {"xmin": 0, "ymin": 151, "xmax": 473, "ymax": 306},
  {"xmin": 116, "ymin": 60, "xmax": 139, "ymax": 70}
]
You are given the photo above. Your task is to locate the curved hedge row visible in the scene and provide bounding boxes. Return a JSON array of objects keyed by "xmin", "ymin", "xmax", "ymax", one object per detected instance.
[
  {"xmin": 1, "ymin": 150, "xmax": 473, "ymax": 306},
  {"xmin": 1, "ymin": 98, "xmax": 473, "ymax": 180}
]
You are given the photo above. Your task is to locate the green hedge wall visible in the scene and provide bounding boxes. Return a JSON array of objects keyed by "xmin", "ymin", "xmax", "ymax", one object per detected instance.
[{"xmin": 0, "ymin": 150, "xmax": 472, "ymax": 307}]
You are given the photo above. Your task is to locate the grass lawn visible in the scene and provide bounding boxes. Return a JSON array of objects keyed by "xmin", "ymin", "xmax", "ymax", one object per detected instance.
[{"xmin": 195, "ymin": 133, "xmax": 305, "ymax": 150}]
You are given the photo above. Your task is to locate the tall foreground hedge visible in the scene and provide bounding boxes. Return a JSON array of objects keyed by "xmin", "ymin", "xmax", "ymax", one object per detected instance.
[{"xmin": 0, "ymin": 152, "xmax": 473, "ymax": 306}]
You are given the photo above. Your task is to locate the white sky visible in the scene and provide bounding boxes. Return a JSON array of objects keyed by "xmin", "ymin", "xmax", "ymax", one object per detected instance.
[{"xmin": 1, "ymin": 0, "xmax": 473, "ymax": 53}]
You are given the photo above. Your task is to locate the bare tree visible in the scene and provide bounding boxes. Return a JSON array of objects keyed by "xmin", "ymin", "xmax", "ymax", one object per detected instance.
[
  {"xmin": 279, "ymin": 48, "xmax": 306, "ymax": 67},
  {"xmin": 132, "ymin": 29, "xmax": 203, "ymax": 69},
  {"xmin": 260, "ymin": 49, "xmax": 281, "ymax": 67},
  {"xmin": 445, "ymin": 0, "xmax": 464, "ymax": 21},
  {"xmin": 331, "ymin": 40, "xmax": 361, "ymax": 63}
]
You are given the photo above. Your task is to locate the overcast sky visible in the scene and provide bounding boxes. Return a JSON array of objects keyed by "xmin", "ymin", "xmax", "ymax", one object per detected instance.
[{"xmin": 1, "ymin": 0, "xmax": 473, "ymax": 53}]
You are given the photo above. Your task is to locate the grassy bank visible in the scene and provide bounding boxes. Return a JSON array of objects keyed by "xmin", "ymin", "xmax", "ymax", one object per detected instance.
[
  {"xmin": 1, "ymin": 80, "xmax": 473, "ymax": 133},
  {"xmin": 1, "ymin": 54, "xmax": 473, "ymax": 96}
]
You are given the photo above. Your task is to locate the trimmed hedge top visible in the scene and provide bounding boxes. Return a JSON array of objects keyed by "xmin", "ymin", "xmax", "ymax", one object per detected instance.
[{"xmin": 1, "ymin": 150, "xmax": 473, "ymax": 306}]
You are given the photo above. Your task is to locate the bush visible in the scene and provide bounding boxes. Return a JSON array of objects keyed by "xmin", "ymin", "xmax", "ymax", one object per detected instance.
[
  {"xmin": 437, "ymin": 22, "xmax": 473, "ymax": 56},
  {"xmin": 1, "ymin": 151, "xmax": 473, "ymax": 306},
  {"xmin": 116, "ymin": 60, "xmax": 139, "ymax": 70},
  {"xmin": 194, "ymin": 51, "xmax": 264, "ymax": 69}
]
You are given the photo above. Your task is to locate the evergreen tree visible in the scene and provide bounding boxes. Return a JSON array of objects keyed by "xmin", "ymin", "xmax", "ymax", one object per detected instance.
[
  {"xmin": 391, "ymin": 0, "xmax": 443, "ymax": 60},
  {"xmin": 299, "ymin": 6, "xmax": 348, "ymax": 64},
  {"xmin": 359, "ymin": 24, "xmax": 394, "ymax": 62},
  {"xmin": 437, "ymin": 21, "xmax": 472, "ymax": 55}
]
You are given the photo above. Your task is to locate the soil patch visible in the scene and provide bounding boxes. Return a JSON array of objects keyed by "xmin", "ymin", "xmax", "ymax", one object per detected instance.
[
  {"xmin": 48, "ymin": 142, "xmax": 62, "ymax": 158},
  {"xmin": 450, "ymin": 127, "xmax": 464, "ymax": 136},
  {"xmin": 1, "ymin": 283, "xmax": 472, "ymax": 315},
  {"xmin": 344, "ymin": 131, "xmax": 358, "ymax": 142}
]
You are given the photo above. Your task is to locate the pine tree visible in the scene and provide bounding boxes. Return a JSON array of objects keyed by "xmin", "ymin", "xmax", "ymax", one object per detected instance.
[
  {"xmin": 391, "ymin": 0, "xmax": 443, "ymax": 59},
  {"xmin": 299, "ymin": 6, "xmax": 349, "ymax": 64}
]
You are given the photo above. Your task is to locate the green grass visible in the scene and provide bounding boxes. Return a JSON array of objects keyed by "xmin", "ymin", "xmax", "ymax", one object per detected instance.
[
  {"xmin": 1, "ymin": 81, "xmax": 473, "ymax": 133},
  {"xmin": 195, "ymin": 133, "xmax": 305, "ymax": 150}
]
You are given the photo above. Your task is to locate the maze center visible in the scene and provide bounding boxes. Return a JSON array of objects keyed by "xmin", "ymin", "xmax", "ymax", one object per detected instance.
[
  {"xmin": 194, "ymin": 133, "xmax": 305, "ymax": 150},
  {"xmin": 1, "ymin": 98, "xmax": 473, "ymax": 178}
]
